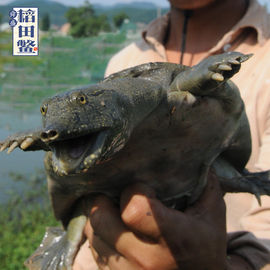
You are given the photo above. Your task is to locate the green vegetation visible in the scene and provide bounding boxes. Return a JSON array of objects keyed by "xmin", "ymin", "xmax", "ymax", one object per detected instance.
[
  {"xmin": 41, "ymin": 13, "xmax": 50, "ymax": 31},
  {"xmin": 65, "ymin": 0, "xmax": 111, "ymax": 38},
  {"xmin": 0, "ymin": 169, "xmax": 60, "ymax": 269},
  {"xmin": 0, "ymin": 31, "xmax": 127, "ymax": 107},
  {"xmin": 113, "ymin": 11, "xmax": 130, "ymax": 28}
]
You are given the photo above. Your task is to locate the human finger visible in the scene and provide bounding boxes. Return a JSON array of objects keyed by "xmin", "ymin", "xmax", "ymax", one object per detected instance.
[
  {"xmin": 120, "ymin": 170, "xmax": 225, "ymax": 243},
  {"xmin": 120, "ymin": 182, "xmax": 166, "ymax": 240},
  {"xmin": 85, "ymin": 220, "xmax": 120, "ymax": 270},
  {"xmin": 88, "ymin": 194, "xmax": 155, "ymax": 255}
]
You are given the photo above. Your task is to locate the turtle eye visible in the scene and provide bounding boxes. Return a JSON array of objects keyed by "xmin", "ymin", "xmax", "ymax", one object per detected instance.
[
  {"xmin": 40, "ymin": 104, "xmax": 47, "ymax": 115},
  {"xmin": 78, "ymin": 94, "xmax": 86, "ymax": 104}
]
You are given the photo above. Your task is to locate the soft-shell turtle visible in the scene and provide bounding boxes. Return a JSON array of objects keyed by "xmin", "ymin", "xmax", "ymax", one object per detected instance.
[{"xmin": 1, "ymin": 51, "xmax": 270, "ymax": 270}]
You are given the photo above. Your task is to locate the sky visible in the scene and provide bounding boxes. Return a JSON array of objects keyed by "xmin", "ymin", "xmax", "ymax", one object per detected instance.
[{"xmin": 0, "ymin": 0, "xmax": 268, "ymax": 9}]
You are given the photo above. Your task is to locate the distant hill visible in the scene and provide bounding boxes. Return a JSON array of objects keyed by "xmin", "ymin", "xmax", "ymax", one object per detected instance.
[
  {"xmin": 0, "ymin": 0, "xmax": 169, "ymax": 26},
  {"xmin": 0, "ymin": 0, "xmax": 69, "ymax": 26},
  {"xmin": 95, "ymin": 2, "xmax": 159, "ymax": 10},
  {"xmin": 94, "ymin": 2, "xmax": 169, "ymax": 25}
]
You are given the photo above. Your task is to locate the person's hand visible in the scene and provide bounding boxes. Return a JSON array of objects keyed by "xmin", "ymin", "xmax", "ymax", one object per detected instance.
[{"xmin": 83, "ymin": 170, "xmax": 252, "ymax": 270}]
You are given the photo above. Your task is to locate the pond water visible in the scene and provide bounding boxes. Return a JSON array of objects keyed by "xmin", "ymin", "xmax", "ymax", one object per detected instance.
[{"xmin": 0, "ymin": 103, "xmax": 44, "ymax": 203}]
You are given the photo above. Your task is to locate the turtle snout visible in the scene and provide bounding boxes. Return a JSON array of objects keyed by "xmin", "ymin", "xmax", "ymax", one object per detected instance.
[{"xmin": 40, "ymin": 129, "xmax": 59, "ymax": 142}]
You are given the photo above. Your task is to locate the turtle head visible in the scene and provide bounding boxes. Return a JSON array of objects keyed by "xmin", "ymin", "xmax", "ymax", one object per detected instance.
[{"xmin": 39, "ymin": 85, "xmax": 130, "ymax": 176}]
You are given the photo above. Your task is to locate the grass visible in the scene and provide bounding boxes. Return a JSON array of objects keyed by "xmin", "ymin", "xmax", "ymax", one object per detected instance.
[
  {"xmin": 0, "ymin": 170, "xmax": 60, "ymax": 269},
  {"xmin": 0, "ymin": 31, "xmax": 128, "ymax": 106}
]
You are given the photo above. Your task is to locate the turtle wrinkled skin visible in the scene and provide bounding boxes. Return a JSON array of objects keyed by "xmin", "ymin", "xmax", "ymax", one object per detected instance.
[{"xmin": 1, "ymin": 51, "xmax": 270, "ymax": 270}]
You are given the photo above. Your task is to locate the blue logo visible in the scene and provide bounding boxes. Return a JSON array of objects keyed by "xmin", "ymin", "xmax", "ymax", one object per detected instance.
[
  {"xmin": 9, "ymin": 10, "xmax": 17, "ymax": 19},
  {"xmin": 10, "ymin": 7, "xmax": 39, "ymax": 56},
  {"xmin": 9, "ymin": 19, "xmax": 17, "ymax": 27}
]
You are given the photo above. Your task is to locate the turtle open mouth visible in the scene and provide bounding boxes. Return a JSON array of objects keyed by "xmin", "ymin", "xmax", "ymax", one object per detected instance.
[
  {"xmin": 67, "ymin": 135, "xmax": 89, "ymax": 159},
  {"xmin": 49, "ymin": 130, "xmax": 110, "ymax": 175}
]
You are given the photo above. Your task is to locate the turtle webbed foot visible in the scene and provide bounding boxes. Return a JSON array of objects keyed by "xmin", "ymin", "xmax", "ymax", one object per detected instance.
[
  {"xmin": 214, "ymin": 158, "xmax": 270, "ymax": 205},
  {"xmin": 24, "ymin": 227, "xmax": 78, "ymax": 270}
]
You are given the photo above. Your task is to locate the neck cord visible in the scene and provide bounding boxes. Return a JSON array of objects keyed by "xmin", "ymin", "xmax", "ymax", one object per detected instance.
[{"xmin": 180, "ymin": 10, "xmax": 193, "ymax": 65}]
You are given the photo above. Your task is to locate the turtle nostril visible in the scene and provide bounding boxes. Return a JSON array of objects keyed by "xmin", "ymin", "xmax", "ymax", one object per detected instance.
[
  {"xmin": 40, "ymin": 130, "xmax": 59, "ymax": 142},
  {"xmin": 48, "ymin": 130, "xmax": 58, "ymax": 139},
  {"xmin": 40, "ymin": 132, "xmax": 48, "ymax": 140}
]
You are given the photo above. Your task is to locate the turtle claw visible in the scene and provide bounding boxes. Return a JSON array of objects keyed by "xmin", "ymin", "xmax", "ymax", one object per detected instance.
[
  {"xmin": 7, "ymin": 141, "xmax": 19, "ymax": 154},
  {"xmin": 211, "ymin": 73, "xmax": 224, "ymax": 81},
  {"xmin": 228, "ymin": 59, "xmax": 240, "ymax": 65},
  {"xmin": 0, "ymin": 141, "xmax": 9, "ymax": 152},
  {"xmin": 21, "ymin": 137, "xmax": 35, "ymax": 149},
  {"xmin": 213, "ymin": 64, "xmax": 234, "ymax": 81},
  {"xmin": 218, "ymin": 64, "xmax": 232, "ymax": 71}
]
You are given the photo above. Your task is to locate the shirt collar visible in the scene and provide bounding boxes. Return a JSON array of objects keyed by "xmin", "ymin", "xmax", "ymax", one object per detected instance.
[
  {"xmin": 229, "ymin": 0, "xmax": 270, "ymax": 45},
  {"xmin": 142, "ymin": 0, "xmax": 270, "ymax": 48}
]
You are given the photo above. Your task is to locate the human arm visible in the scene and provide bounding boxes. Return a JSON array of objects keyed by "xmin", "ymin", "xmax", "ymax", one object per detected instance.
[{"xmin": 83, "ymin": 171, "xmax": 255, "ymax": 270}]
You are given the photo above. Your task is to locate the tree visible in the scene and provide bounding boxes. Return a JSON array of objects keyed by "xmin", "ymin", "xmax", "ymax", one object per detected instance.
[
  {"xmin": 113, "ymin": 12, "xmax": 130, "ymax": 28},
  {"xmin": 65, "ymin": 0, "xmax": 110, "ymax": 38},
  {"xmin": 41, "ymin": 13, "xmax": 50, "ymax": 31},
  {"xmin": 98, "ymin": 14, "xmax": 111, "ymax": 32},
  {"xmin": 0, "ymin": 13, "xmax": 3, "ymax": 28}
]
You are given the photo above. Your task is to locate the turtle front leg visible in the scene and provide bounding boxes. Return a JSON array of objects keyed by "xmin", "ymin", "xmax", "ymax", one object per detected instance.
[
  {"xmin": 171, "ymin": 52, "xmax": 253, "ymax": 112},
  {"xmin": 0, "ymin": 127, "xmax": 49, "ymax": 152},
  {"xmin": 24, "ymin": 203, "xmax": 87, "ymax": 270}
]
